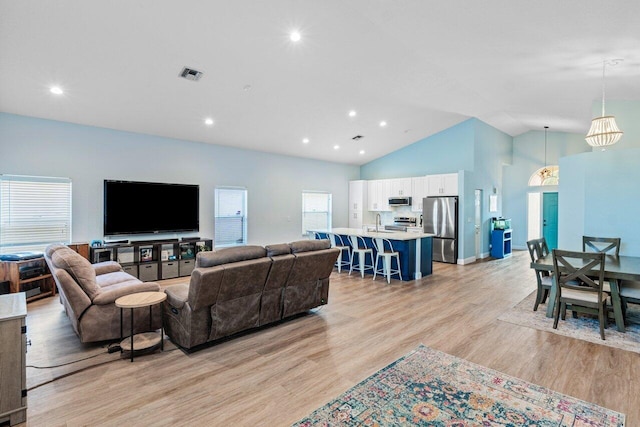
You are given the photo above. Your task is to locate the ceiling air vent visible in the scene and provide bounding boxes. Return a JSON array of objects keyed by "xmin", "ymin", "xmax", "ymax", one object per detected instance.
[
  {"xmin": 352, "ymin": 135, "xmax": 363, "ymax": 140},
  {"xmin": 179, "ymin": 67, "xmax": 204, "ymax": 81}
]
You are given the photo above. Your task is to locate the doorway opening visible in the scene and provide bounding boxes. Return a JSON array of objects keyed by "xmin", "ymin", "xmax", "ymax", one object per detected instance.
[{"xmin": 527, "ymin": 191, "xmax": 558, "ymax": 250}]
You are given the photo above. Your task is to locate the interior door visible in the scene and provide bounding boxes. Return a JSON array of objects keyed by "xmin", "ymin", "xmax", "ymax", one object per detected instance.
[
  {"xmin": 475, "ymin": 189, "xmax": 482, "ymax": 260},
  {"xmin": 542, "ymin": 192, "xmax": 558, "ymax": 250}
]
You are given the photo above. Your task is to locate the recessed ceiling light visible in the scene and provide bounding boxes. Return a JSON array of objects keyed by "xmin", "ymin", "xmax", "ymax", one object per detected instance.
[
  {"xmin": 50, "ymin": 86, "xmax": 63, "ymax": 95},
  {"xmin": 204, "ymin": 118, "xmax": 214, "ymax": 126},
  {"xmin": 379, "ymin": 121, "xmax": 387, "ymax": 127},
  {"xmin": 333, "ymin": 145, "xmax": 340, "ymax": 150},
  {"xmin": 348, "ymin": 110, "xmax": 357, "ymax": 117},
  {"xmin": 359, "ymin": 150, "xmax": 365, "ymax": 155},
  {"xmin": 302, "ymin": 138, "xmax": 309, "ymax": 144},
  {"xmin": 290, "ymin": 31, "xmax": 301, "ymax": 42},
  {"xmin": 243, "ymin": 84, "xmax": 252, "ymax": 91}
]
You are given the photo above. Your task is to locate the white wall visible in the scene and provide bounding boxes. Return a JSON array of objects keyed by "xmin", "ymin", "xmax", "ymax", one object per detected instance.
[{"xmin": 0, "ymin": 113, "xmax": 359, "ymax": 246}]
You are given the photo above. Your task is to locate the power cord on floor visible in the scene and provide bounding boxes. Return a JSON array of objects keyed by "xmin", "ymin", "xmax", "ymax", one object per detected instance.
[
  {"xmin": 27, "ymin": 358, "xmax": 120, "ymax": 392},
  {"xmin": 26, "ymin": 344, "xmax": 118, "ymax": 369},
  {"xmin": 26, "ymin": 338, "xmax": 179, "ymax": 392}
]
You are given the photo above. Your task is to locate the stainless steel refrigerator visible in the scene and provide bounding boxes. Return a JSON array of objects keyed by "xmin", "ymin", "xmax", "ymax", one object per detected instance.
[{"xmin": 423, "ymin": 196, "xmax": 458, "ymax": 263}]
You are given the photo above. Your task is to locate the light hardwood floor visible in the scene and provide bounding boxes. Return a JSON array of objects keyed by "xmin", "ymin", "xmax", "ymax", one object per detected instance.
[{"xmin": 21, "ymin": 250, "xmax": 639, "ymax": 426}]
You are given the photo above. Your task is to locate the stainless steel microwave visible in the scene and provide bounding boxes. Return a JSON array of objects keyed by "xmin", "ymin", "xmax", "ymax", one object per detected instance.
[{"xmin": 388, "ymin": 197, "xmax": 412, "ymax": 206}]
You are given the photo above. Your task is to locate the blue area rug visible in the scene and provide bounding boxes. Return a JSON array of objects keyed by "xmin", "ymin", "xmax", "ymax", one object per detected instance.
[
  {"xmin": 293, "ymin": 345, "xmax": 624, "ymax": 426},
  {"xmin": 498, "ymin": 291, "xmax": 640, "ymax": 354}
]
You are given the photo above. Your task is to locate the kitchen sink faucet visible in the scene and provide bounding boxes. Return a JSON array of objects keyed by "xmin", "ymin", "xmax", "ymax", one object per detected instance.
[{"xmin": 376, "ymin": 213, "xmax": 381, "ymax": 232}]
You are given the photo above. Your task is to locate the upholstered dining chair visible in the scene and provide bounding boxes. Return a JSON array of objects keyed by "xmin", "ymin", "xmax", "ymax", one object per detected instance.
[
  {"xmin": 552, "ymin": 249, "xmax": 608, "ymax": 340},
  {"xmin": 526, "ymin": 238, "xmax": 552, "ymax": 311},
  {"xmin": 582, "ymin": 236, "xmax": 621, "ymax": 256},
  {"xmin": 372, "ymin": 238, "xmax": 402, "ymax": 283},
  {"xmin": 348, "ymin": 235, "xmax": 374, "ymax": 278},
  {"xmin": 328, "ymin": 233, "xmax": 350, "ymax": 273}
]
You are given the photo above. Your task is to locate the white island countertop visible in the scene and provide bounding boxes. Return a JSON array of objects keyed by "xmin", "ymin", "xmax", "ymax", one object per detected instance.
[{"xmin": 311, "ymin": 228, "xmax": 434, "ymax": 241}]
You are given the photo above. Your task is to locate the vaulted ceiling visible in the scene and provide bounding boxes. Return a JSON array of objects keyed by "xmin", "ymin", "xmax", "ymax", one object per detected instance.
[{"xmin": 1, "ymin": 1, "xmax": 639, "ymax": 165}]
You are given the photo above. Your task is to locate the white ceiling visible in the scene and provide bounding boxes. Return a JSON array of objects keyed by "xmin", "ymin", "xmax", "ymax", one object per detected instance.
[{"xmin": 1, "ymin": 1, "xmax": 639, "ymax": 165}]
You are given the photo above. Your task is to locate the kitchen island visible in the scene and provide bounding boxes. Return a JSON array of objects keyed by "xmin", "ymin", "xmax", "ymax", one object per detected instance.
[{"xmin": 310, "ymin": 228, "xmax": 434, "ymax": 281}]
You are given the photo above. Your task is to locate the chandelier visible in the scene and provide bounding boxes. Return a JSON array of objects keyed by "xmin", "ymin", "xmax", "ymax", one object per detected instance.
[{"xmin": 585, "ymin": 59, "xmax": 623, "ymax": 148}]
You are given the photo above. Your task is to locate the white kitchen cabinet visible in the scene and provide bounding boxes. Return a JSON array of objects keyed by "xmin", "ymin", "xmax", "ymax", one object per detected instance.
[
  {"xmin": 426, "ymin": 173, "xmax": 458, "ymax": 196},
  {"xmin": 367, "ymin": 179, "xmax": 391, "ymax": 211},
  {"xmin": 389, "ymin": 178, "xmax": 412, "ymax": 197},
  {"xmin": 411, "ymin": 176, "xmax": 428, "ymax": 212},
  {"xmin": 349, "ymin": 180, "xmax": 369, "ymax": 228}
]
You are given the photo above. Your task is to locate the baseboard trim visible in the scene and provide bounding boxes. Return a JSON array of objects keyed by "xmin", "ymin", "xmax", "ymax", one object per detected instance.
[{"xmin": 457, "ymin": 252, "xmax": 491, "ymax": 265}]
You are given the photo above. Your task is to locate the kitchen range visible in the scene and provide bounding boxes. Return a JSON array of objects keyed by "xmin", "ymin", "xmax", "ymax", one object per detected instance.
[{"xmin": 384, "ymin": 217, "xmax": 417, "ymax": 231}]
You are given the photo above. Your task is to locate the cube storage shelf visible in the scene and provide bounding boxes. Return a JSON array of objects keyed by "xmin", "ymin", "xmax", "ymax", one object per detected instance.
[{"xmin": 90, "ymin": 238, "xmax": 212, "ymax": 281}]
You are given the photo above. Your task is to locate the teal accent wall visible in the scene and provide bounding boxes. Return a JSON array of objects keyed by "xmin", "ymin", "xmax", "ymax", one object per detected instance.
[
  {"xmin": 360, "ymin": 119, "xmax": 475, "ymax": 179},
  {"xmin": 0, "ymin": 113, "xmax": 360, "ymax": 246},
  {"xmin": 502, "ymin": 130, "xmax": 590, "ymax": 250},
  {"xmin": 359, "ymin": 118, "xmax": 512, "ymax": 262},
  {"xmin": 471, "ymin": 119, "xmax": 513, "ymax": 259},
  {"xmin": 504, "ymin": 100, "xmax": 640, "ymax": 251},
  {"xmin": 559, "ymin": 148, "xmax": 640, "ymax": 256},
  {"xmin": 588, "ymin": 100, "xmax": 640, "ymax": 151}
]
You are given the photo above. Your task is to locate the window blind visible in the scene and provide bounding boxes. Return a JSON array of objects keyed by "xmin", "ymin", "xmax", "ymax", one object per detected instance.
[
  {"xmin": 302, "ymin": 192, "xmax": 332, "ymax": 235},
  {"xmin": 215, "ymin": 187, "xmax": 247, "ymax": 247},
  {"xmin": 0, "ymin": 175, "xmax": 72, "ymax": 254}
]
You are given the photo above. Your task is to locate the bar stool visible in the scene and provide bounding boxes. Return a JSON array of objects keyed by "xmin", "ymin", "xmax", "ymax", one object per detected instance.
[
  {"xmin": 348, "ymin": 235, "xmax": 374, "ymax": 278},
  {"xmin": 329, "ymin": 233, "xmax": 350, "ymax": 273},
  {"xmin": 372, "ymin": 238, "xmax": 402, "ymax": 283}
]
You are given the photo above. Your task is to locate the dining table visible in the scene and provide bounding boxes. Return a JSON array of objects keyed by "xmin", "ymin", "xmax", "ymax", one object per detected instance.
[{"xmin": 530, "ymin": 254, "xmax": 640, "ymax": 333}]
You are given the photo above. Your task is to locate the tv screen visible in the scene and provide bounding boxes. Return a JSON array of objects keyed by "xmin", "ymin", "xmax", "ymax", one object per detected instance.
[{"xmin": 104, "ymin": 180, "xmax": 199, "ymax": 236}]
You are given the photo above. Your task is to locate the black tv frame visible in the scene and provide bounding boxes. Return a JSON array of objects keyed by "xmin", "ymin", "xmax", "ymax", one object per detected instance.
[{"xmin": 103, "ymin": 180, "xmax": 199, "ymax": 236}]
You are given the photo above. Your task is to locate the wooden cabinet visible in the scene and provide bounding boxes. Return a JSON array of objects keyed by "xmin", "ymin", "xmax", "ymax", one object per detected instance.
[
  {"xmin": 411, "ymin": 176, "xmax": 428, "ymax": 212},
  {"xmin": 67, "ymin": 242, "xmax": 89, "ymax": 260},
  {"xmin": 426, "ymin": 173, "xmax": 458, "ymax": 196},
  {"xmin": 367, "ymin": 179, "xmax": 391, "ymax": 211},
  {"xmin": 0, "ymin": 293, "xmax": 27, "ymax": 426},
  {"xmin": 89, "ymin": 238, "xmax": 212, "ymax": 281},
  {"xmin": 389, "ymin": 178, "xmax": 412, "ymax": 197},
  {"xmin": 0, "ymin": 257, "xmax": 55, "ymax": 302},
  {"xmin": 349, "ymin": 180, "xmax": 369, "ymax": 229}
]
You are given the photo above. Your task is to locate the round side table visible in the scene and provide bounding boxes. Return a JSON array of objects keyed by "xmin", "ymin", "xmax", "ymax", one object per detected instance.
[{"xmin": 115, "ymin": 291, "xmax": 167, "ymax": 362}]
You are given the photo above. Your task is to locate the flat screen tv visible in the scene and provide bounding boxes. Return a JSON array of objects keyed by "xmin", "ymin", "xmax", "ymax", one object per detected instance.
[{"xmin": 104, "ymin": 180, "xmax": 199, "ymax": 236}]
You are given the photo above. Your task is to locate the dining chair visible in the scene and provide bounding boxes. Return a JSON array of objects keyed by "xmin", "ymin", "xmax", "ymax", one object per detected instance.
[
  {"xmin": 582, "ymin": 236, "xmax": 621, "ymax": 295},
  {"xmin": 526, "ymin": 238, "xmax": 552, "ymax": 311},
  {"xmin": 582, "ymin": 236, "xmax": 621, "ymax": 256},
  {"xmin": 348, "ymin": 235, "xmax": 374, "ymax": 278},
  {"xmin": 328, "ymin": 233, "xmax": 350, "ymax": 273},
  {"xmin": 372, "ymin": 238, "xmax": 402, "ymax": 283},
  {"xmin": 552, "ymin": 249, "xmax": 608, "ymax": 340},
  {"xmin": 619, "ymin": 280, "xmax": 640, "ymax": 320}
]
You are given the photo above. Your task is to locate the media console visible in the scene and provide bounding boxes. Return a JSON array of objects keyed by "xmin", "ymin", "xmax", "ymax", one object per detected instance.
[{"xmin": 90, "ymin": 238, "xmax": 213, "ymax": 282}]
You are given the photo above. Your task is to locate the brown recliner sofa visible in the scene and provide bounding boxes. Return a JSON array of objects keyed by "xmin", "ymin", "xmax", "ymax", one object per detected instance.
[
  {"xmin": 162, "ymin": 239, "xmax": 339, "ymax": 350},
  {"xmin": 44, "ymin": 244, "xmax": 162, "ymax": 343}
]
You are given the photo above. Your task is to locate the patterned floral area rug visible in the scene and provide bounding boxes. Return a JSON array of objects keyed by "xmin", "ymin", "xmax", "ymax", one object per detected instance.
[
  {"xmin": 498, "ymin": 291, "xmax": 640, "ymax": 354},
  {"xmin": 293, "ymin": 345, "xmax": 624, "ymax": 426}
]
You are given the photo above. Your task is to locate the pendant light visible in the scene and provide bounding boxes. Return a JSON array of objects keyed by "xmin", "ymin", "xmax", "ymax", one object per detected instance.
[
  {"xmin": 539, "ymin": 126, "xmax": 552, "ymax": 181},
  {"xmin": 585, "ymin": 59, "xmax": 623, "ymax": 149}
]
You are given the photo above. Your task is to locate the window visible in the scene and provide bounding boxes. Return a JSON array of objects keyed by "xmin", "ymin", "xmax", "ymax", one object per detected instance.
[
  {"xmin": 302, "ymin": 191, "xmax": 332, "ymax": 236},
  {"xmin": 214, "ymin": 187, "xmax": 247, "ymax": 247},
  {"xmin": 528, "ymin": 165, "xmax": 559, "ymax": 186},
  {"xmin": 0, "ymin": 175, "xmax": 72, "ymax": 254}
]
